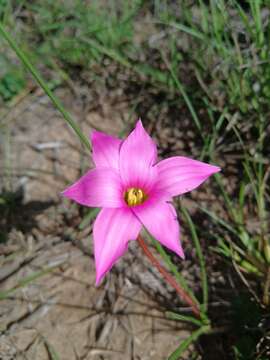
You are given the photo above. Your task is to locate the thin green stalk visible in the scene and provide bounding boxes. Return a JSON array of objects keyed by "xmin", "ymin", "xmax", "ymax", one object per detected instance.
[
  {"xmin": 161, "ymin": 52, "xmax": 202, "ymax": 133},
  {"xmin": 233, "ymin": 0, "xmax": 253, "ymax": 36},
  {"xmin": 166, "ymin": 311, "xmax": 203, "ymax": 327},
  {"xmin": 81, "ymin": 37, "xmax": 169, "ymax": 88},
  {"xmin": 214, "ymin": 172, "xmax": 237, "ymax": 221},
  {"xmin": 198, "ymin": 206, "xmax": 239, "ymax": 237},
  {"xmin": 182, "ymin": 207, "xmax": 208, "ymax": 314},
  {"xmin": 157, "ymin": 20, "xmax": 206, "ymax": 42},
  {"xmin": 81, "ymin": 37, "xmax": 131, "ymax": 69},
  {"xmin": 198, "ymin": 0, "xmax": 209, "ymax": 33},
  {"xmin": 0, "ymin": 22, "xmax": 90, "ymax": 151},
  {"xmin": 257, "ymin": 115, "xmax": 267, "ymax": 253},
  {"xmin": 250, "ymin": 0, "xmax": 264, "ymax": 47},
  {"xmin": 3, "ymin": 125, "xmax": 12, "ymax": 191},
  {"xmin": 79, "ymin": 208, "xmax": 100, "ymax": 230},
  {"xmin": 168, "ymin": 325, "xmax": 210, "ymax": 360},
  {"xmin": 42, "ymin": 336, "xmax": 61, "ymax": 360},
  {"xmin": 0, "ymin": 265, "xmax": 59, "ymax": 300}
]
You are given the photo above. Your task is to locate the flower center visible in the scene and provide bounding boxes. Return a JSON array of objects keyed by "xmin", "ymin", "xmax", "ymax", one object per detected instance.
[{"xmin": 124, "ymin": 187, "xmax": 147, "ymax": 206}]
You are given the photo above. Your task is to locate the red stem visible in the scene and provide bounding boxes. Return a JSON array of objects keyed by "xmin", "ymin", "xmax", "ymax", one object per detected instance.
[{"xmin": 137, "ymin": 235, "xmax": 200, "ymax": 318}]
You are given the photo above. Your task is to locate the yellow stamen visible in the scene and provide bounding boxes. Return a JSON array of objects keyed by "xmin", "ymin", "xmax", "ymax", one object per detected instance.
[{"xmin": 124, "ymin": 187, "xmax": 147, "ymax": 206}]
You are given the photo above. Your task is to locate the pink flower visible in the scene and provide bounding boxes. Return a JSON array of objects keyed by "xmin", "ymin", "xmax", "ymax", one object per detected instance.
[{"xmin": 62, "ymin": 120, "xmax": 220, "ymax": 285}]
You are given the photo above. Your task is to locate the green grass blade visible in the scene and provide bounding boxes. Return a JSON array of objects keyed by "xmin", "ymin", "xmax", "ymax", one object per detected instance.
[
  {"xmin": 79, "ymin": 208, "xmax": 100, "ymax": 230},
  {"xmin": 182, "ymin": 207, "xmax": 208, "ymax": 314},
  {"xmin": 157, "ymin": 20, "xmax": 206, "ymax": 41},
  {"xmin": 161, "ymin": 52, "xmax": 202, "ymax": 133},
  {"xmin": 214, "ymin": 173, "xmax": 238, "ymax": 221},
  {"xmin": 250, "ymin": 0, "xmax": 264, "ymax": 46},
  {"xmin": 81, "ymin": 37, "xmax": 132, "ymax": 68},
  {"xmin": 198, "ymin": 206, "xmax": 239, "ymax": 236},
  {"xmin": 81, "ymin": 37, "xmax": 170, "ymax": 87},
  {"xmin": 198, "ymin": 0, "xmax": 209, "ymax": 33},
  {"xmin": 0, "ymin": 22, "xmax": 90, "ymax": 151},
  {"xmin": 232, "ymin": 0, "xmax": 253, "ymax": 36},
  {"xmin": 168, "ymin": 325, "xmax": 210, "ymax": 360},
  {"xmin": 43, "ymin": 338, "xmax": 61, "ymax": 360},
  {"xmin": 166, "ymin": 311, "xmax": 203, "ymax": 327},
  {"xmin": 0, "ymin": 266, "xmax": 59, "ymax": 300}
]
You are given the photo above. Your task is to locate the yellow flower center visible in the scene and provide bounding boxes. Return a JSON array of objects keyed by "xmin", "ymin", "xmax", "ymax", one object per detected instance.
[{"xmin": 124, "ymin": 187, "xmax": 147, "ymax": 206}]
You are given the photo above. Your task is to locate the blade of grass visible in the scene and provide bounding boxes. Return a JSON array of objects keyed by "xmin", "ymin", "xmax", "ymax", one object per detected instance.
[
  {"xmin": 81, "ymin": 37, "xmax": 170, "ymax": 87},
  {"xmin": 250, "ymin": 0, "xmax": 264, "ymax": 47},
  {"xmin": 0, "ymin": 23, "xmax": 90, "ymax": 151},
  {"xmin": 0, "ymin": 265, "xmax": 60, "ymax": 300},
  {"xmin": 79, "ymin": 208, "xmax": 100, "ymax": 230},
  {"xmin": 182, "ymin": 207, "xmax": 208, "ymax": 314},
  {"xmin": 198, "ymin": 205, "xmax": 239, "ymax": 236},
  {"xmin": 3, "ymin": 125, "xmax": 12, "ymax": 191},
  {"xmin": 156, "ymin": 20, "xmax": 206, "ymax": 42},
  {"xmin": 168, "ymin": 325, "xmax": 210, "ymax": 360},
  {"xmin": 214, "ymin": 172, "xmax": 238, "ymax": 221},
  {"xmin": 166, "ymin": 311, "xmax": 203, "ymax": 327},
  {"xmin": 232, "ymin": 0, "xmax": 253, "ymax": 36},
  {"xmin": 43, "ymin": 337, "xmax": 61, "ymax": 360},
  {"xmin": 161, "ymin": 51, "xmax": 202, "ymax": 133},
  {"xmin": 81, "ymin": 37, "xmax": 131, "ymax": 68},
  {"xmin": 198, "ymin": 0, "xmax": 209, "ymax": 33}
]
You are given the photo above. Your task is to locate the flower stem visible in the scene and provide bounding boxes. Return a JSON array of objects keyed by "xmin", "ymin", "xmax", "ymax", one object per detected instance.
[{"xmin": 137, "ymin": 235, "xmax": 201, "ymax": 318}]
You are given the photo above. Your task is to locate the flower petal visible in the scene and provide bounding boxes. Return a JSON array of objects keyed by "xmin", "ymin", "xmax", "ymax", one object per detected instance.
[
  {"xmin": 119, "ymin": 120, "xmax": 158, "ymax": 192},
  {"xmin": 94, "ymin": 207, "xmax": 142, "ymax": 285},
  {"xmin": 91, "ymin": 130, "xmax": 122, "ymax": 169},
  {"xmin": 62, "ymin": 168, "xmax": 124, "ymax": 208},
  {"xmin": 132, "ymin": 200, "xmax": 184, "ymax": 258},
  {"xmin": 155, "ymin": 156, "xmax": 220, "ymax": 197}
]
